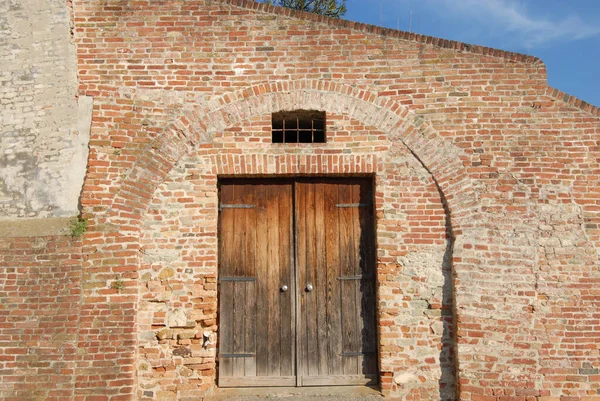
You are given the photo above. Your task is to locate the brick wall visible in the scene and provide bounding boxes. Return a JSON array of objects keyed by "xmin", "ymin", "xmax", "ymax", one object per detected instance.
[
  {"xmin": 0, "ymin": 233, "xmax": 83, "ymax": 400},
  {"xmin": 1, "ymin": 0, "xmax": 597, "ymax": 400},
  {"xmin": 71, "ymin": 0, "xmax": 600, "ymax": 399}
]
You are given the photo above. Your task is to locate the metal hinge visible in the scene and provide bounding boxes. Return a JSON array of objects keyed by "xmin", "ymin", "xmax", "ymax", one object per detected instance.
[
  {"xmin": 342, "ymin": 351, "xmax": 377, "ymax": 356},
  {"xmin": 219, "ymin": 204, "xmax": 256, "ymax": 211},
  {"xmin": 219, "ymin": 276, "xmax": 256, "ymax": 282},
  {"xmin": 337, "ymin": 275, "xmax": 373, "ymax": 281},
  {"xmin": 219, "ymin": 353, "xmax": 255, "ymax": 358},
  {"xmin": 335, "ymin": 203, "xmax": 370, "ymax": 208}
]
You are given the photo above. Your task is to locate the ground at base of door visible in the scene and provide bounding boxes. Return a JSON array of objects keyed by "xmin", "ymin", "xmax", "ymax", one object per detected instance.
[{"xmin": 205, "ymin": 386, "xmax": 384, "ymax": 401}]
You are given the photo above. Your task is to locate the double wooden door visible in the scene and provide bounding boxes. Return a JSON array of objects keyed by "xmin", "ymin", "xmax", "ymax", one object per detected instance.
[{"xmin": 218, "ymin": 178, "xmax": 377, "ymax": 387}]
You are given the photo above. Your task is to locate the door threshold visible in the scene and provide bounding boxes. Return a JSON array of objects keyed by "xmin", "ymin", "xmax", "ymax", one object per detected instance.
[{"xmin": 206, "ymin": 386, "xmax": 382, "ymax": 400}]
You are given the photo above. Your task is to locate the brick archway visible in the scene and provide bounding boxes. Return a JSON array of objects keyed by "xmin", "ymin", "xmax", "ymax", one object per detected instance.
[
  {"xmin": 109, "ymin": 80, "xmax": 480, "ymax": 230},
  {"xmin": 78, "ymin": 80, "xmax": 482, "ymax": 399}
]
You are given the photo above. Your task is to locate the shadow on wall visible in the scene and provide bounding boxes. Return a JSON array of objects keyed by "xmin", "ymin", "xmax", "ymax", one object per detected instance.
[
  {"xmin": 358, "ymin": 179, "xmax": 379, "ymax": 380},
  {"xmin": 438, "ymin": 187, "xmax": 458, "ymax": 401}
]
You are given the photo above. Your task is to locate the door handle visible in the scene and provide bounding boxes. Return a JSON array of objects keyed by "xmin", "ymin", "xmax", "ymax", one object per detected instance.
[
  {"xmin": 281, "ymin": 285, "xmax": 288, "ymax": 292},
  {"xmin": 306, "ymin": 284, "xmax": 313, "ymax": 292}
]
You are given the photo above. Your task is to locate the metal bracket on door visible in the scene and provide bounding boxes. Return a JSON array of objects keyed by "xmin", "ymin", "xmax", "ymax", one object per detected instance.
[
  {"xmin": 335, "ymin": 203, "xmax": 370, "ymax": 208},
  {"xmin": 219, "ymin": 204, "xmax": 256, "ymax": 211},
  {"xmin": 219, "ymin": 277, "xmax": 256, "ymax": 282},
  {"xmin": 341, "ymin": 351, "xmax": 377, "ymax": 356},
  {"xmin": 219, "ymin": 353, "xmax": 255, "ymax": 358},
  {"xmin": 337, "ymin": 275, "xmax": 374, "ymax": 281}
]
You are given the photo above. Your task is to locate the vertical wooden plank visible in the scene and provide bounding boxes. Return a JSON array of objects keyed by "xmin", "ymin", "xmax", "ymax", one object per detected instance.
[
  {"xmin": 295, "ymin": 182, "xmax": 307, "ymax": 382},
  {"xmin": 287, "ymin": 182, "xmax": 297, "ymax": 380},
  {"xmin": 351, "ymin": 182, "xmax": 367, "ymax": 375},
  {"xmin": 244, "ymin": 185, "xmax": 257, "ymax": 377},
  {"xmin": 279, "ymin": 183, "xmax": 294, "ymax": 376},
  {"xmin": 306, "ymin": 183, "xmax": 320, "ymax": 376},
  {"xmin": 232, "ymin": 184, "xmax": 246, "ymax": 378},
  {"xmin": 314, "ymin": 183, "xmax": 329, "ymax": 376},
  {"xmin": 255, "ymin": 183, "xmax": 269, "ymax": 377},
  {"xmin": 218, "ymin": 184, "xmax": 235, "ymax": 379},
  {"xmin": 324, "ymin": 183, "xmax": 343, "ymax": 375},
  {"xmin": 267, "ymin": 185, "xmax": 281, "ymax": 376},
  {"xmin": 339, "ymin": 183, "xmax": 359, "ymax": 375}
]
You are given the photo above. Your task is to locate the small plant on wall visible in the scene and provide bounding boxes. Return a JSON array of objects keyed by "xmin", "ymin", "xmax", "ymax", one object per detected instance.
[{"xmin": 70, "ymin": 216, "xmax": 87, "ymax": 238}]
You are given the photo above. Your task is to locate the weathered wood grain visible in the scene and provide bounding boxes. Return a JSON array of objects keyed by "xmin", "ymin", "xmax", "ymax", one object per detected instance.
[{"xmin": 219, "ymin": 179, "xmax": 377, "ymax": 387}]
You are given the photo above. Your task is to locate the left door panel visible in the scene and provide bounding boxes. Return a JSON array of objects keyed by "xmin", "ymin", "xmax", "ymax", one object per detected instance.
[{"xmin": 218, "ymin": 181, "xmax": 296, "ymax": 387}]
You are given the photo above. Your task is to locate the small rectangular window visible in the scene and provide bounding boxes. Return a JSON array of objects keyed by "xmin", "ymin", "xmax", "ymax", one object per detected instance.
[{"xmin": 272, "ymin": 110, "xmax": 326, "ymax": 144}]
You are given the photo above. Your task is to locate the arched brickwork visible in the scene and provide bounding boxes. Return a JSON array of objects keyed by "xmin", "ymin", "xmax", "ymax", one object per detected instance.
[
  {"xmin": 137, "ymin": 110, "xmax": 458, "ymax": 399},
  {"xmin": 109, "ymin": 80, "xmax": 481, "ymax": 228},
  {"xmin": 78, "ymin": 81, "xmax": 484, "ymax": 400}
]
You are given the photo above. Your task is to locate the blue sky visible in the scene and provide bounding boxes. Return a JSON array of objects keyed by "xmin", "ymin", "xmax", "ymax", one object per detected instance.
[{"xmin": 344, "ymin": 0, "xmax": 600, "ymax": 106}]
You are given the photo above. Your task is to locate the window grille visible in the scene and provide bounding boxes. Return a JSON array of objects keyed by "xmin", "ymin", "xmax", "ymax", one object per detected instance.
[{"xmin": 272, "ymin": 110, "xmax": 326, "ymax": 144}]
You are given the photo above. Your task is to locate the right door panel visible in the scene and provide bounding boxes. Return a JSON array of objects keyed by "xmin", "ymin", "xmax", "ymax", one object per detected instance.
[{"xmin": 296, "ymin": 179, "xmax": 378, "ymax": 386}]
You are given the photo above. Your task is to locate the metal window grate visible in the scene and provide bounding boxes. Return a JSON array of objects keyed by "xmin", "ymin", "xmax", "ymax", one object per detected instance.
[{"xmin": 272, "ymin": 110, "xmax": 326, "ymax": 143}]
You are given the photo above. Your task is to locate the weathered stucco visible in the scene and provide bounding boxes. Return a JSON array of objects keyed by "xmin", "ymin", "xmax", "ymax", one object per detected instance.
[{"xmin": 0, "ymin": 0, "xmax": 89, "ymax": 219}]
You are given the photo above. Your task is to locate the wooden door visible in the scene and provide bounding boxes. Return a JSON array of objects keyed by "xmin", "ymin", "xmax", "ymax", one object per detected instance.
[
  {"xmin": 296, "ymin": 179, "xmax": 377, "ymax": 386},
  {"xmin": 218, "ymin": 178, "xmax": 377, "ymax": 387},
  {"xmin": 218, "ymin": 181, "xmax": 295, "ymax": 387}
]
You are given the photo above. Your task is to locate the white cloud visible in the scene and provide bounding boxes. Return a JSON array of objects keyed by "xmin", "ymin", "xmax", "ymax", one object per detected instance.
[{"xmin": 423, "ymin": 0, "xmax": 600, "ymax": 48}]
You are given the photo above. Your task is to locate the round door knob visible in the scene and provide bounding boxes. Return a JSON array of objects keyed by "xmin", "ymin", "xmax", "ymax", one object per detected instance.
[
  {"xmin": 281, "ymin": 285, "xmax": 288, "ymax": 292},
  {"xmin": 306, "ymin": 284, "xmax": 313, "ymax": 292}
]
